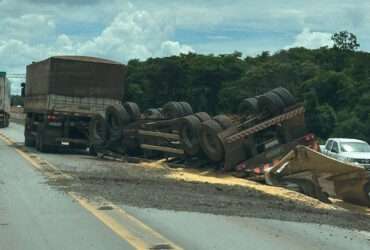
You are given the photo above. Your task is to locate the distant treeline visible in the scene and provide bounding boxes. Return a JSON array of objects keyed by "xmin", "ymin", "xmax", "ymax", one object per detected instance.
[{"xmin": 125, "ymin": 33, "xmax": 370, "ymax": 141}]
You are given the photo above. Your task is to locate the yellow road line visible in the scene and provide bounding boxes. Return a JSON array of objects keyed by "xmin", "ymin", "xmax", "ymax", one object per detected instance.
[
  {"xmin": 70, "ymin": 193, "xmax": 149, "ymax": 250},
  {"xmin": 70, "ymin": 193, "xmax": 183, "ymax": 250},
  {"xmin": 0, "ymin": 132, "xmax": 72, "ymax": 179},
  {"xmin": 14, "ymin": 148, "xmax": 43, "ymax": 171},
  {"xmin": 112, "ymin": 203, "xmax": 181, "ymax": 247},
  {"xmin": 0, "ymin": 133, "xmax": 13, "ymax": 145},
  {"xmin": 0, "ymin": 131, "xmax": 183, "ymax": 250}
]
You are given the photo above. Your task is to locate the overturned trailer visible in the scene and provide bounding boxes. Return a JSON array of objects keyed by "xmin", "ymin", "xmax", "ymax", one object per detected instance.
[{"xmin": 93, "ymin": 87, "xmax": 316, "ymax": 173}]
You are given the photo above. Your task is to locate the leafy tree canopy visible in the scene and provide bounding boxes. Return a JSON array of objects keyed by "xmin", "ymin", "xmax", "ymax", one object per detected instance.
[
  {"xmin": 125, "ymin": 31, "xmax": 369, "ymax": 141},
  {"xmin": 331, "ymin": 31, "xmax": 360, "ymax": 51}
]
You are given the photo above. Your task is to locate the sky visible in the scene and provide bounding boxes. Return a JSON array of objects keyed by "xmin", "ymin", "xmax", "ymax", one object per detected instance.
[{"xmin": 1, "ymin": 0, "xmax": 369, "ymax": 94}]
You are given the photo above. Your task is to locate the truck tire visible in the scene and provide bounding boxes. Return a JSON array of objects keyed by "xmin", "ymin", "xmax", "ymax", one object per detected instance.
[
  {"xmin": 271, "ymin": 87, "xmax": 296, "ymax": 107},
  {"xmin": 258, "ymin": 92, "xmax": 285, "ymax": 117},
  {"xmin": 123, "ymin": 102, "xmax": 141, "ymax": 121},
  {"xmin": 5, "ymin": 117, "xmax": 9, "ymax": 127},
  {"xmin": 213, "ymin": 115, "xmax": 233, "ymax": 129},
  {"xmin": 24, "ymin": 117, "xmax": 35, "ymax": 147},
  {"xmin": 106, "ymin": 103, "xmax": 130, "ymax": 130},
  {"xmin": 239, "ymin": 97, "xmax": 259, "ymax": 116},
  {"xmin": 89, "ymin": 114, "xmax": 108, "ymax": 147},
  {"xmin": 88, "ymin": 145, "xmax": 98, "ymax": 156},
  {"xmin": 179, "ymin": 115, "xmax": 202, "ymax": 156},
  {"xmin": 179, "ymin": 102, "xmax": 193, "ymax": 116},
  {"xmin": 200, "ymin": 119, "xmax": 225, "ymax": 162},
  {"xmin": 162, "ymin": 102, "xmax": 183, "ymax": 119},
  {"xmin": 25, "ymin": 136, "xmax": 36, "ymax": 147},
  {"xmin": 36, "ymin": 130, "xmax": 54, "ymax": 153},
  {"xmin": 0, "ymin": 117, "xmax": 5, "ymax": 128},
  {"xmin": 194, "ymin": 112, "xmax": 211, "ymax": 122},
  {"xmin": 143, "ymin": 108, "xmax": 162, "ymax": 119}
]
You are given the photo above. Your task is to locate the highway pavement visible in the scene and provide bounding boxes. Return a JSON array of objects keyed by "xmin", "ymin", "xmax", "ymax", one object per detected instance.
[{"xmin": 0, "ymin": 122, "xmax": 369, "ymax": 250}]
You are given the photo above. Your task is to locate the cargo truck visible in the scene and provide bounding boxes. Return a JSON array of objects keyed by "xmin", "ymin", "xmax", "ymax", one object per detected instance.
[
  {"xmin": 0, "ymin": 72, "xmax": 10, "ymax": 128},
  {"xmin": 23, "ymin": 56, "xmax": 126, "ymax": 152}
]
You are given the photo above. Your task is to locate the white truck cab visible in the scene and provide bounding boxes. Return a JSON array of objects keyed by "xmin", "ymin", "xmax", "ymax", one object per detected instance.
[{"xmin": 321, "ymin": 138, "xmax": 370, "ymax": 171}]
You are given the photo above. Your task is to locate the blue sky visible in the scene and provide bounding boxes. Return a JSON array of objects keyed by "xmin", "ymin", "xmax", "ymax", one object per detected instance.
[{"xmin": 0, "ymin": 0, "xmax": 369, "ymax": 94}]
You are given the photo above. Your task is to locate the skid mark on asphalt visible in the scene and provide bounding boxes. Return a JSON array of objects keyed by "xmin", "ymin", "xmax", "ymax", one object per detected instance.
[{"xmin": 0, "ymin": 132, "xmax": 183, "ymax": 250}]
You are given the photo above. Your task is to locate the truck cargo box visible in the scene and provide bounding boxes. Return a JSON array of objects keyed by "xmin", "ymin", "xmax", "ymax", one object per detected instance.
[
  {"xmin": 24, "ymin": 94, "xmax": 120, "ymax": 116},
  {"xmin": 25, "ymin": 56, "xmax": 125, "ymax": 100}
]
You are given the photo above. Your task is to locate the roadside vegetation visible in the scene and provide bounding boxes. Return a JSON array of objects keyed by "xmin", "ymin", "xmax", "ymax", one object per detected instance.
[{"xmin": 125, "ymin": 31, "xmax": 368, "ymax": 141}]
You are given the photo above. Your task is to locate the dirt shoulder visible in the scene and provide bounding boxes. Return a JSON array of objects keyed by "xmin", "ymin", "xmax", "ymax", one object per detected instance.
[{"xmin": 46, "ymin": 158, "xmax": 370, "ymax": 232}]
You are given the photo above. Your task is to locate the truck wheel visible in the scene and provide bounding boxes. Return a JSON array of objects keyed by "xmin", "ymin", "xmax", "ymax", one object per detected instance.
[
  {"xmin": 88, "ymin": 145, "xmax": 98, "ymax": 156},
  {"xmin": 239, "ymin": 97, "xmax": 259, "ymax": 116},
  {"xmin": 25, "ymin": 136, "xmax": 36, "ymax": 147},
  {"xmin": 36, "ymin": 133, "xmax": 52, "ymax": 153},
  {"xmin": 180, "ymin": 115, "xmax": 202, "ymax": 156},
  {"xmin": 194, "ymin": 112, "xmax": 211, "ymax": 122},
  {"xmin": 123, "ymin": 102, "xmax": 141, "ymax": 121},
  {"xmin": 162, "ymin": 102, "xmax": 183, "ymax": 119},
  {"xmin": 258, "ymin": 92, "xmax": 285, "ymax": 117},
  {"xmin": 143, "ymin": 108, "xmax": 163, "ymax": 119},
  {"xmin": 0, "ymin": 119, "xmax": 5, "ymax": 128},
  {"xmin": 213, "ymin": 115, "xmax": 233, "ymax": 129},
  {"xmin": 271, "ymin": 87, "xmax": 296, "ymax": 107},
  {"xmin": 200, "ymin": 119, "xmax": 225, "ymax": 162},
  {"xmin": 89, "ymin": 114, "xmax": 108, "ymax": 146},
  {"xmin": 35, "ymin": 125, "xmax": 57, "ymax": 153},
  {"xmin": 179, "ymin": 102, "xmax": 193, "ymax": 116},
  {"xmin": 106, "ymin": 103, "xmax": 130, "ymax": 131}
]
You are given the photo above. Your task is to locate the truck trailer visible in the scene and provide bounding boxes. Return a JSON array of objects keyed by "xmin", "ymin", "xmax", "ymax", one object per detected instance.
[
  {"xmin": 0, "ymin": 72, "xmax": 11, "ymax": 128},
  {"xmin": 23, "ymin": 56, "xmax": 126, "ymax": 152},
  {"xmin": 21, "ymin": 55, "xmax": 370, "ymax": 206}
]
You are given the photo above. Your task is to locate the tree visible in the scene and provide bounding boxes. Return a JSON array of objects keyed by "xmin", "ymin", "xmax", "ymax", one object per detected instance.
[
  {"xmin": 124, "ymin": 47, "xmax": 370, "ymax": 142},
  {"xmin": 304, "ymin": 90, "xmax": 336, "ymax": 139},
  {"xmin": 331, "ymin": 31, "xmax": 360, "ymax": 51},
  {"xmin": 302, "ymin": 71, "xmax": 355, "ymax": 110},
  {"xmin": 332, "ymin": 114, "xmax": 366, "ymax": 140}
]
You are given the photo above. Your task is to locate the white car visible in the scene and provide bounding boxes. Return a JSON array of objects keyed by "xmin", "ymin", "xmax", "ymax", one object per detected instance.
[{"xmin": 321, "ymin": 138, "xmax": 370, "ymax": 171}]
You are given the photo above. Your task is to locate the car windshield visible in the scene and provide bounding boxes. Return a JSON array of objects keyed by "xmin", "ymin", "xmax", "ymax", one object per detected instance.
[{"xmin": 340, "ymin": 142, "xmax": 370, "ymax": 152}]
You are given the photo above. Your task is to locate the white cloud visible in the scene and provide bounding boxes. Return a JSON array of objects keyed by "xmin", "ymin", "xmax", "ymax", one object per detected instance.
[
  {"xmin": 160, "ymin": 41, "xmax": 194, "ymax": 56},
  {"xmin": 0, "ymin": 3, "xmax": 194, "ymax": 93},
  {"xmin": 286, "ymin": 28, "xmax": 334, "ymax": 49},
  {"xmin": 0, "ymin": 4, "xmax": 193, "ymax": 62},
  {"xmin": 0, "ymin": 14, "xmax": 55, "ymax": 43},
  {"xmin": 1, "ymin": 0, "xmax": 370, "ymax": 95},
  {"xmin": 77, "ymin": 9, "xmax": 193, "ymax": 60}
]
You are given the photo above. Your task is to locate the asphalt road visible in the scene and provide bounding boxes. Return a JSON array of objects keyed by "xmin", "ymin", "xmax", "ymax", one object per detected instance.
[
  {"xmin": 0, "ymin": 137, "xmax": 134, "ymax": 250},
  {"xmin": 1, "ymin": 122, "xmax": 370, "ymax": 250}
]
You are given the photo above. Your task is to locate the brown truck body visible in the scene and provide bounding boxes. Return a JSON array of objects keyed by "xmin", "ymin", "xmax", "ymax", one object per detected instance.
[
  {"xmin": 25, "ymin": 56, "xmax": 125, "ymax": 100},
  {"xmin": 23, "ymin": 56, "xmax": 126, "ymax": 152}
]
